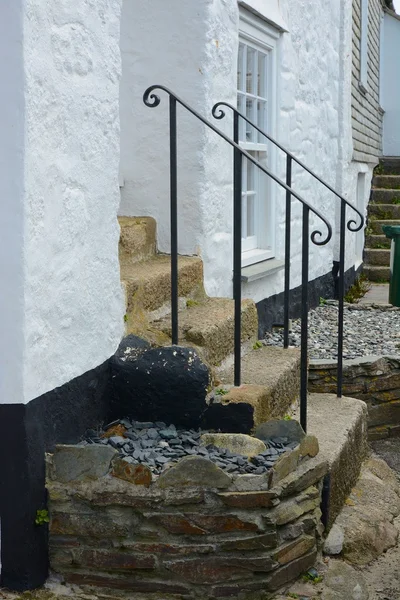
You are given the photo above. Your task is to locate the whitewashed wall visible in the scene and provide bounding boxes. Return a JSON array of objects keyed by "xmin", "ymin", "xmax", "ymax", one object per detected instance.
[
  {"xmin": 120, "ymin": 0, "xmax": 357, "ymax": 303},
  {"xmin": 382, "ymin": 11, "xmax": 400, "ymax": 156},
  {"xmin": 0, "ymin": 0, "xmax": 125, "ymax": 405},
  {"xmin": 0, "ymin": 0, "xmax": 25, "ymax": 405}
]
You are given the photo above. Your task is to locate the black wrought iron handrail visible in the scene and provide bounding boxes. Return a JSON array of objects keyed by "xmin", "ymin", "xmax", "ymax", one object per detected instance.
[
  {"xmin": 212, "ymin": 101, "xmax": 365, "ymax": 404},
  {"xmin": 143, "ymin": 84, "xmax": 333, "ymax": 431}
]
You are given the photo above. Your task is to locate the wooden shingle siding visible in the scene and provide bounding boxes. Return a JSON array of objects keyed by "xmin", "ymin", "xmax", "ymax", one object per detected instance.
[{"xmin": 352, "ymin": 0, "xmax": 383, "ymax": 162}]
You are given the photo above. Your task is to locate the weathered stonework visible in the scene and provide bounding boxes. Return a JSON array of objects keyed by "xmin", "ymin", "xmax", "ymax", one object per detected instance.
[
  {"xmin": 309, "ymin": 355, "xmax": 400, "ymax": 440},
  {"xmin": 47, "ymin": 442, "xmax": 328, "ymax": 599}
]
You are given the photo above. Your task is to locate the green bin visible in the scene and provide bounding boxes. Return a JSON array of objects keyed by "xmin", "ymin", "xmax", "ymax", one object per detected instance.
[{"xmin": 382, "ymin": 225, "xmax": 400, "ymax": 306}]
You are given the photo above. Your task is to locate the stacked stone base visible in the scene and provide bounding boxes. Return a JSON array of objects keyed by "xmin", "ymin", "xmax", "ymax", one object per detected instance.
[
  {"xmin": 308, "ymin": 356, "xmax": 400, "ymax": 440},
  {"xmin": 48, "ymin": 441, "xmax": 327, "ymax": 599}
]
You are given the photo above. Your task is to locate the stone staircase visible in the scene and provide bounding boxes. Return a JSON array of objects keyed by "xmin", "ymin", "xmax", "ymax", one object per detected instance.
[
  {"xmin": 364, "ymin": 158, "xmax": 400, "ymax": 282},
  {"xmin": 117, "ymin": 216, "xmax": 301, "ymax": 426}
]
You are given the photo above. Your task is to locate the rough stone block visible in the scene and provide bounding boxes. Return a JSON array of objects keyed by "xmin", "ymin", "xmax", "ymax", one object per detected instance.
[
  {"xmin": 64, "ymin": 572, "xmax": 190, "ymax": 594},
  {"xmin": 109, "ymin": 345, "xmax": 210, "ymax": 427},
  {"xmin": 51, "ymin": 444, "xmax": 117, "ymax": 483},
  {"xmin": 50, "ymin": 510, "xmax": 130, "ymax": 539},
  {"xmin": 217, "ymin": 491, "xmax": 279, "ymax": 509},
  {"xmin": 265, "ymin": 487, "xmax": 320, "ymax": 526},
  {"xmin": 273, "ymin": 455, "xmax": 328, "ymax": 499},
  {"xmin": 118, "ymin": 216, "xmax": 156, "ymax": 264},
  {"xmin": 272, "ymin": 535, "xmax": 315, "ymax": 565},
  {"xmin": 269, "ymin": 447, "xmax": 301, "ymax": 488},
  {"xmin": 112, "ymin": 458, "xmax": 152, "ymax": 486},
  {"xmin": 368, "ymin": 400, "xmax": 400, "ymax": 427},
  {"xmin": 215, "ymin": 347, "xmax": 301, "ymax": 429},
  {"xmin": 156, "ymin": 456, "xmax": 232, "ymax": 489},
  {"xmin": 217, "ymin": 531, "xmax": 278, "ymax": 552},
  {"xmin": 200, "ymin": 433, "xmax": 266, "ymax": 457},
  {"xmin": 254, "ymin": 419, "xmax": 305, "ymax": 444},
  {"xmin": 146, "ymin": 513, "xmax": 262, "ymax": 535},
  {"xmin": 56, "ymin": 547, "xmax": 156, "ymax": 571},
  {"xmin": 164, "ymin": 556, "xmax": 277, "ymax": 584}
]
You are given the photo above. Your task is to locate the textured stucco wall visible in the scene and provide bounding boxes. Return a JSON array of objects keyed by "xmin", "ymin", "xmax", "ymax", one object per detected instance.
[
  {"xmin": 20, "ymin": 0, "xmax": 124, "ymax": 403},
  {"xmin": 381, "ymin": 11, "xmax": 400, "ymax": 155},
  {"xmin": 0, "ymin": 0, "xmax": 25, "ymax": 405},
  {"xmin": 351, "ymin": 0, "xmax": 384, "ymax": 162},
  {"xmin": 119, "ymin": 0, "xmax": 366, "ymax": 304}
]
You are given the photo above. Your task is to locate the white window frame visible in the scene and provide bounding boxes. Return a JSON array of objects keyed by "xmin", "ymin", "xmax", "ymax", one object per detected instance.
[
  {"xmin": 238, "ymin": 9, "xmax": 279, "ymax": 268},
  {"xmin": 359, "ymin": 0, "xmax": 369, "ymax": 92}
]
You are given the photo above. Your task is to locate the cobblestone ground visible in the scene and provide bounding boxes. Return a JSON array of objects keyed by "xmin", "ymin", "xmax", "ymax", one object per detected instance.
[{"xmin": 361, "ymin": 439, "xmax": 400, "ymax": 600}]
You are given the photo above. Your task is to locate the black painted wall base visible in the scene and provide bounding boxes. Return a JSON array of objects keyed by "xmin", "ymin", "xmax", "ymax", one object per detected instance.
[
  {"xmin": 0, "ymin": 360, "xmax": 110, "ymax": 591},
  {"xmin": 256, "ymin": 263, "xmax": 361, "ymax": 337}
]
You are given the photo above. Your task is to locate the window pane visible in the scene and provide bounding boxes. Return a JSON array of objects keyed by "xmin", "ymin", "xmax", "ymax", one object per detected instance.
[
  {"xmin": 257, "ymin": 101, "xmax": 267, "ymax": 140},
  {"xmin": 247, "ymin": 159, "xmax": 255, "ymax": 192},
  {"xmin": 247, "ymin": 195, "xmax": 255, "ymax": 237},
  {"xmin": 246, "ymin": 47, "xmax": 256, "ymax": 94},
  {"xmin": 237, "ymin": 44, "xmax": 244, "ymax": 92},
  {"xmin": 258, "ymin": 52, "xmax": 267, "ymax": 98},
  {"xmin": 242, "ymin": 194, "xmax": 247, "ymax": 239},
  {"xmin": 246, "ymin": 99, "xmax": 256, "ymax": 141}
]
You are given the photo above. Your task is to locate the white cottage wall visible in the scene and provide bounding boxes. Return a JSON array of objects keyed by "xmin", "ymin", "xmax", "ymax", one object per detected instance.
[
  {"xmin": 243, "ymin": 0, "xmax": 342, "ymax": 303},
  {"xmin": 0, "ymin": 0, "xmax": 25, "ymax": 405},
  {"xmin": 120, "ymin": 0, "xmax": 364, "ymax": 305},
  {"xmin": 119, "ymin": 0, "xmax": 212, "ymax": 256},
  {"xmin": 22, "ymin": 0, "xmax": 124, "ymax": 403}
]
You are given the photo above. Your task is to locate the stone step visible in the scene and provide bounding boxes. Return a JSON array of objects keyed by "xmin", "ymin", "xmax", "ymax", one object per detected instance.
[
  {"xmin": 121, "ymin": 254, "xmax": 204, "ymax": 313},
  {"xmin": 294, "ymin": 393, "xmax": 368, "ymax": 529},
  {"xmin": 369, "ymin": 219, "xmax": 400, "ymax": 235},
  {"xmin": 365, "ymin": 234, "xmax": 391, "ymax": 249},
  {"xmin": 380, "ymin": 157, "xmax": 400, "ymax": 175},
  {"xmin": 363, "ymin": 265, "xmax": 390, "ymax": 282},
  {"xmin": 204, "ymin": 346, "xmax": 301, "ymax": 430},
  {"xmin": 363, "ymin": 248, "xmax": 391, "ymax": 266},
  {"xmin": 373, "ymin": 175, "xmax": 400, "ymax": 189},
  {"xmin": 154, "ymin": 297, "xmax": 258, "ymax": 366},
  {"xmin": 118, "ymin": 216, "xmax": 157, "ymax": 264},
  {"xmin": 370, "ymin": 190, "xmax": 400, "ymax": 205}
]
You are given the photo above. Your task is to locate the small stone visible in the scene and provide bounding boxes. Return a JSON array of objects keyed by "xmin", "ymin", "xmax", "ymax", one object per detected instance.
[
  {"xmin": 147, "ymin": 428, "xmax": 159, "ymax": 439},
  {"xmin": 200, "ymin": 433, "xmax": 266, "ymax": 458},
  {"xmin": 254, "ymin": 419, "xmax": 305, "ymax": 445},
  {"xmin": 157, "ymin": 456, "xmax": 232, "ymax": 489},
  {"xmin": 51, "ymin": 444, "xmax": 117, "ymax": 483},
  {"xmin": 160, "ymin": 429, "xmax": 177, "ymax": 440},
  {"xmin": 108, "ymin": 436, "xmax": 126, "ymax": 449},
  {"xmin": 111, "ymin": 458, "xmax": 152, "ymax": 486},
  {"xmin": 324, "ymin": 523, "xmax": 344, "ymax": 555}
]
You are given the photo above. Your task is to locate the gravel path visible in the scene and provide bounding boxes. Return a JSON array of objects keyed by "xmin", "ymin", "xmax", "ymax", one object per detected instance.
[{"xmin": 265, "ymin": 302, "xmax": 400, "ymax": 360}]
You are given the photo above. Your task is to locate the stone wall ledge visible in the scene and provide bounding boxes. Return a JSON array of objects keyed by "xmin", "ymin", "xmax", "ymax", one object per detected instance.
[{"xmin": 308, "ymin": 355, "xmax": 400, "ymax": 439}]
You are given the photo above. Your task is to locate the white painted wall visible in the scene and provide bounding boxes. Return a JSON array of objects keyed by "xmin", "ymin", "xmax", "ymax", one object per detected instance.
[
  {"xmin": 0, "ymin": 0, "xmax": 125, "ymax": 404},
  {"xmin": 0, "ymin": 0, "xmax": 25, "ymax": 405},
  {"xmin": 21, "ymin": 0, "xmax": 125, "ymax": 403},
  {"xmin": 382, "ymin": 12, "xmax": 400, "ymax": 156},
  {"xmin": 120, "ymin": 0, "xmax": 353, "ymax": 303}
]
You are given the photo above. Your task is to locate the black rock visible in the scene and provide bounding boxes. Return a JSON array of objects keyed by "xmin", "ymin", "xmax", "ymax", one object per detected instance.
[{"xmin": 109, "ymin": 345, "xmax": 210, "ymax": 428}]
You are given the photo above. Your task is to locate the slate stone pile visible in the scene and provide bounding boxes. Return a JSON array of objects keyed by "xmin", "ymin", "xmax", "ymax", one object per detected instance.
[{"xmin": 86, "ymin": 420, "xmax": 296, "ymax": 476}]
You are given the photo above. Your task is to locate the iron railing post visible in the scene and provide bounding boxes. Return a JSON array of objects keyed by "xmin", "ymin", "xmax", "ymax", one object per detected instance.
[
  {"xmin": 233, "ymin": 112, "xmax": 242, "ymax": 387},
  {"xmin": 169, "ymin": 96, "xmax": 178, "ymax": 345},
  {"xmin": 284, "ymin": 155, "xmax": 292, "ymax": 348},
  {"xmin": 300, "ymin": 205, "xmax": 310, "ymax": 432},
  {"xmin": 337, "ymin": 200, "xmax": 346, "ymax": 397}
]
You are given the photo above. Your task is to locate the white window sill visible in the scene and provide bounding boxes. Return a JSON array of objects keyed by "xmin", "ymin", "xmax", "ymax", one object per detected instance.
[{"xmin": 241, "ymin": 258, "xmax": 285, "ymax": 283}]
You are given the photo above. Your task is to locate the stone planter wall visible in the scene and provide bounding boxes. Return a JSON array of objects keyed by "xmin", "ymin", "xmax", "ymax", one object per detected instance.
[
  {"xmin": 308, "ymin": 356, "xmax": 400, "ymax": 440},
  {"xmin": 47, "ymin": 440, "xmax": 328, "ymax": 599}
]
